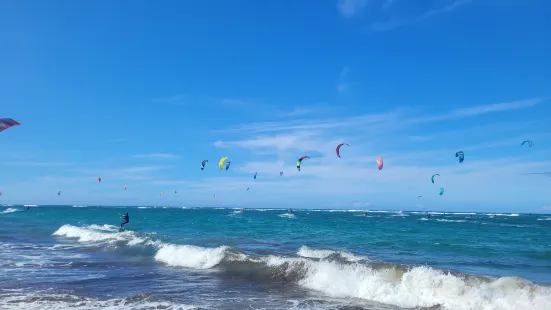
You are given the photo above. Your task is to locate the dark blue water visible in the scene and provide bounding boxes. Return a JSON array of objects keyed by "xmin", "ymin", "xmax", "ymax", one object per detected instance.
[{"xmin": 1, "ymin": 205, "xmax": 550, "ymax": 309}]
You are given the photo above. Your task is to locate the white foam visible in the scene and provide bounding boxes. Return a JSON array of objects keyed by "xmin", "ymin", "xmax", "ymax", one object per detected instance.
[
  {"xmin": 51, "ymin": 224, "xmax": 551, "ymax": 310},
  {"xmin": 0, "ymin": 292, "xmax": 199, "ymax": 310},
  {"xmin": 537, "ymin": 217, "xmax": 551, "ymax": 221},
  {"xmin": 437, "ymin": 219, "xmax": 466, "ymax": 223},
  {"xmin": 154, "ymin": 244, "xmax": 242, "ymax": 269},
  {"xmin": 264, "ymin": 257, "xmax": 551, "ymax": 310},
  {"xmin": 1, "ymin": 208, "xmax": 18, "ymax": 214},
  {"xmin": 279, "ymin": 213, "xmax": 296, "ymax": 218},
  {"xmin": 297, "ymin": 246, "xmax": 365, "ymax": 262},
  {"xmin": 52, "ymin": 224, "xmax": 147, "ymax": 245}
]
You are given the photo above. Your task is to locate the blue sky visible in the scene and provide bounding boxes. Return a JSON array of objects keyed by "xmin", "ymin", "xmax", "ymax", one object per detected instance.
[{"xmin": 1, "ymin": 0, "xmax": 550, "ymax": 212}]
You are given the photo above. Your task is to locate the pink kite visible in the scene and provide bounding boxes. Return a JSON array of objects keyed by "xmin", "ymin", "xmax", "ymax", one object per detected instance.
[{"xmin": 376, "ymin": 157, "xmax": 383, "ymax": 170}]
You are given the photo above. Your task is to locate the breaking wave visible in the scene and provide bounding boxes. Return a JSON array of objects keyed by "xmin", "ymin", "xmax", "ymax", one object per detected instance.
[
  {"xmin": 51, "ymin": 223, "xmax": 551, "ymax": 310},
  {"xmin": 1, "ymin": 208, "xmax": 18, "ymax": 214}
]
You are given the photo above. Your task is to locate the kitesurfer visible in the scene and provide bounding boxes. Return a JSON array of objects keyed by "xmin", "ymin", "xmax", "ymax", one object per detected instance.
[
  {"xmin": 120, "ymin": 212, "xmax": 129, "ymax": 229},
  {"xmin": 288, "ymin": 208, "xmax": 293, "ymax": 214}
]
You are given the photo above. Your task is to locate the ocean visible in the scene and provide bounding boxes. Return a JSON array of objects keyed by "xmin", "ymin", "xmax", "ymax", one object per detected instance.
[{"xmin": 1, "ymin": 205, "xmax": 550, "ymax": 309}]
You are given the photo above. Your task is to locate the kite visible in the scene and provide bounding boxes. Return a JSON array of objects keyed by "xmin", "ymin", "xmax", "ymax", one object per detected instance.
[
  {"xmin": 0, "ymin": 118, "xmax": 20, "ymax": 133},
  {"xmin": 219, "ymin": 157, "xmax": 229, "ymax": 171},
  {"xmin": 376, "ymin": 157, "xmax": 383, "ymax": 170},
  {"xmin": 522, "ymin": 140, "xmax": 533, "ymax": 147},
  {"xmin": 431, "ymin": 174, "xmax": 440, "ymax": 184},
  {"xmin": 336, "ymin": 143, "xmax": 349, "ymax": 158},
  {"xmin": 201, "ymin": 160, "xmax": 208, "ymax": 170},
  {"xmin": 296, "ymin": 156, "xmax": 310, "ymax": 171},
  {"xmin": 455, "ymin": 151, "xmax": 464, "ymax": 163}
]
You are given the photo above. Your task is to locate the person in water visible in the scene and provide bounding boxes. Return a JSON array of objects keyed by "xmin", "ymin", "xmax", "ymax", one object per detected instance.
[
  {"xmin": 288, "ymin": 208, "xmax": 293, "ymax": 214},
  {"xmin": 120, "ymin": 212, "xmax": 129, "ymax": 229}
]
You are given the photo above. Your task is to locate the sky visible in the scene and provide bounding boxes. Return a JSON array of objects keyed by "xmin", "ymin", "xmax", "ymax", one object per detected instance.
[{"xmin": 1, "ymin": 0, "xmax": 550, "ymax": 212}]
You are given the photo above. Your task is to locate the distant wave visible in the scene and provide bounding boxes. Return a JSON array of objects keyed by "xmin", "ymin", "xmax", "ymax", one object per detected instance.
[
  {"xmin": 278, "ymin": 213, "xmax": 296, "ymax": 218},
  {"xmin": 51, "ymin": 223, "xmax": 551, "ymax": 310},
  {"xmin": 1, "ymin": 208, "xmax": 18, "ymax": 214},
  {"xmin": 437, "ymin": 219, "xmax": 466, "ymax": 223}
]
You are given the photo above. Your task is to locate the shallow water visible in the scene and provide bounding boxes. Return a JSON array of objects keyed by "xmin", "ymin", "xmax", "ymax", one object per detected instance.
[{"xmin": 1, "ymin": 205, "xmax": 550, "ymax": 309}]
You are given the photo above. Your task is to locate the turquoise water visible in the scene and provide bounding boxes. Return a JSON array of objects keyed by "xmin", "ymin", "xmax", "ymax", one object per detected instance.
[{"xmin": 1, "ymin": 205, "xmax": 550, "ymax": 309}]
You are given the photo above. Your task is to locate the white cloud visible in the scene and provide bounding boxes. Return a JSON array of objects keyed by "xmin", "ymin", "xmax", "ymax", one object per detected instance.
[
  {"xmin": 215, "ymin": 98, "xmax": 546, "ymax": 135},
  {"xmin": 347, "ymin": 0, "xmax": 473, "ymax": 31},
  {"xmin": 132, "ymin": 153, "xmax": 180, "ymax": 160},
  {"xmin": 214, "ymin": 111, "xmax": 399, "ymax": 134},
  {"xmin": 447, "ymin": 98, "xmax": 545, "ymax": 118},
  {"xmin": 204, "ymin": 96, "xmax": 550, "ymax": 210},
  {"xmin": 337, "ymin": 65, "xmax": 350, "ymax": 93}
]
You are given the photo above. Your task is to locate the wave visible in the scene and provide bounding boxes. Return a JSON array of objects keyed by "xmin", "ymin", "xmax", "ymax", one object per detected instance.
[
  {"xmin": 52, "ymin": 224, "xmax": 159, "ymax": 247},
  {"xmin": 537, "ymin": 217, "xmax": 551, "ymax": 221},
  {"xmin": 52, "ymin": 223, "xmax": 551, "ymax": 310},
  {"xmin": 490, "ymin": 213, "xmax": 520, "ymax": 217},
  {"xmin": 1, "ymin": 208, "xmax": 18, "ymax": 214},
  {"xmin": 0, "ymin": 291, "xmax": 200, "ymax": 310},
  {"xmin": 278, "ymin": 213, "xmax": 296, "ymax": 218},
  {"xmin": 436, "ymin": 219, "xmax": 466, "ymax": 223}
]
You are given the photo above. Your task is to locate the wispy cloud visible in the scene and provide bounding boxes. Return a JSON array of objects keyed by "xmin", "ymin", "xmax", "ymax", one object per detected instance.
[
  {"xmin": 203, "ymin": 95, "xmax": 550, "ymax": 210},
  {"xmin": 341, "ymin": 0, "xmax": 473, "ymax": 31},
  {"xmin": 338, "ymin": 0, "xmax": 369, "ymax": 18},
  {"xmin": 132, "ymin": 153, "xmax": 180, "ymax": 160},
  {"xmin": 337, "ymin": 65, "xmax": 350, "ymax": 93},
  {"xmin": 214, "ymin": 131, "xmax": 330, "ymax": 154},
  {"xmin": 215, "ymin": 98, "xmax": 545, "ymax": 134},
  {"xmin": 373, "ymin": 0, "xmax": 472, "ymax": 31},
  {"xmin": 448, "ymin": 98, "xmax": 546, "ymax": 117},
  {"xmin": 152, "ymin": 94, "xmax": 186, "ymax": 105},
  {"xmin": 404, "ymin": 98, "xmax": 547, "ymax": 125}
]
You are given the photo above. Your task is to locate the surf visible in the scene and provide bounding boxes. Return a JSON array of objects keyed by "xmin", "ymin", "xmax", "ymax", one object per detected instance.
[{"xmin": 51, "ymin": 223, "xmax": 551, "ymax": 310}]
